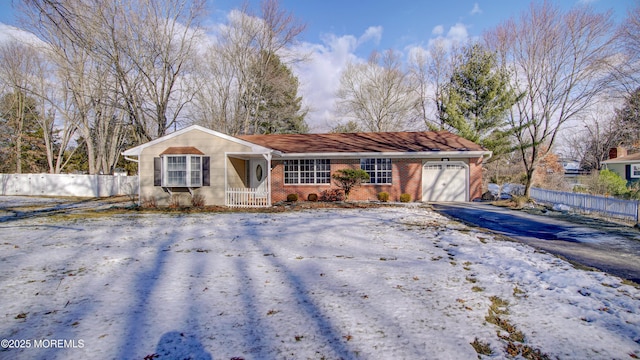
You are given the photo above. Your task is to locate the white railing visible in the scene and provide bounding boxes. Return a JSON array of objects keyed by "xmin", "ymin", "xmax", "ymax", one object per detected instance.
[
  {"xmin": 226, "ymin": 187, "xmax": 270, "ymax": 208},
  {"xmin": 503, "ymin": 184, "xmax": 638, "ymax": 223}
]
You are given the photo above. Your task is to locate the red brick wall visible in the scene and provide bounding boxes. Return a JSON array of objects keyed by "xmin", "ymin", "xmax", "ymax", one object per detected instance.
[
  {"xmin": 469, "ymin": 156, "xmax": 484, "ymax": 201},
  {"xmin": 271, "ymin": 158, "xmax": 423, "ymax": 202},
  {"xmin": 271, "ymin": 157, "xmax": 485, "ymax": 203}
]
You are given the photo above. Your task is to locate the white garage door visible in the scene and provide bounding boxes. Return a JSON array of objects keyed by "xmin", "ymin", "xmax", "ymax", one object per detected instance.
[{"xmin": 422, "ymin": 161, "xmax": 468, "ymax": 202}]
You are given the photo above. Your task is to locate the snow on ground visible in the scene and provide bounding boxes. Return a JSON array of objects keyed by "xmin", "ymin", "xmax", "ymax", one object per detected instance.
[{"xmin": 0, "ymin": 203, "xmax": 639, "ymax": 359}]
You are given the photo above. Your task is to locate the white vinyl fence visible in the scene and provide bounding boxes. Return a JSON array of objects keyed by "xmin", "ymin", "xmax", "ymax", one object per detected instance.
[
  {"xmin": 0, "ymin": 173, "xmax": 138, "ymax": 198},
  {"xmin": 505, "ymin": 184, "xmax": 639, "ymax": 223}
]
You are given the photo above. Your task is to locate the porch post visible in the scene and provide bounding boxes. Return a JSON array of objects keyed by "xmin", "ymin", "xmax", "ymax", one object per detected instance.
[
  {"xmin": 224, "ymin": 153, "xmax": 229, "ymax": 206},
  {"xmin": 263, "ymin": 153, "xmax": 272, "ymax": 206}
]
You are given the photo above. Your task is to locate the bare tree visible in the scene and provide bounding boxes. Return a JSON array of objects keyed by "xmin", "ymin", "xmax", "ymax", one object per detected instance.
[
  {"xmin": 336, "ymin": 50, "xmax": 416, "ymax": 132},
  {"xmin": 564, "ymin": 109, "xmax": 624, "ymax": 171},
  {"xmin": 22, "ymin": 0, "xmax": 205, "ymax": 143},
  {"xmin": 408, "ymin": 39, "xmax": 460, "ymax": 131},
  {"xmin": 615, "ymin": 3, "xmax": 640, "ymax": 94},
  {"xmin": 487, "ymin": 2, "xmax": 617, "ymax": 197},
  {"xmin": 190, "ymin": 0, "xmax": 306, "ymax": 135}
]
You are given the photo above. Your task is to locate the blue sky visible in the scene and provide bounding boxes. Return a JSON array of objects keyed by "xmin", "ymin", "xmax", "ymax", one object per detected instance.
[
  {"xmin": 209, "ymin": 0, "xmax": 634, "ymax": 56},
  {"xmin": 0, "ymin": 0, "xmax": 636, "ymax": 131},
  {"xmin": 1, "ymin": 1, "xmax": 633, "ymax": 56}
]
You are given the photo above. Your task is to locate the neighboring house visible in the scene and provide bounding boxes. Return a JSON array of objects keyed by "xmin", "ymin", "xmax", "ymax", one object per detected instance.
[
  {"xmin": 560, "ymin": 158, "xmax": 583, "ymax": 177},
  {"xmin": 122, "ymin": 125, "xmax": 492, "ymax": 207},
  {"xmin": 601, "ymin": 147, "xmax": 640, "ymax": 184}
]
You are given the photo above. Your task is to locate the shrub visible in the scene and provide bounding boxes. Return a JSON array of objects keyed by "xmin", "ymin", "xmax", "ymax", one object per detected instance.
[
  {"xmin": 169, "ymin": 194, "xmax": 183, "ymax": 208},
  {"xmin": 597, "ymin": 169, "xmax": 628, "ymax": 196},
  {"xmin": 332, "ymin": 168, "xmax": 370, "ymax": 200},
  {"xmin": 286, "ymin": 193, "xmax": 299, "ymax": 202},
  {"xmin": 307, "ymin": 193, "xmax": 318, "ymax": 202},
  {"xmin": 320, "ymin": 188, "xmax": 344, "ymax": 202},
  {"xmin": 399, "ymin": 193, "xmax": 411, "ymax": 202},
  {"xmin": 141, "ymin": 196, "xmax": 157, "ymax": 208},
  {"xmin": 377, "ymin": 192, "xmax": 390, "ymax": 202},
  {"xmin": 191, "ymin": 193, "xmax": 206, "ymax": 207}
]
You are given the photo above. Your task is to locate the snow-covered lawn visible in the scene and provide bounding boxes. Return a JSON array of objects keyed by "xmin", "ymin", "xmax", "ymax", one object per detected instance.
[{"xmin": 0, "ymin": 204, "xmax": 639, "ymax": 359}]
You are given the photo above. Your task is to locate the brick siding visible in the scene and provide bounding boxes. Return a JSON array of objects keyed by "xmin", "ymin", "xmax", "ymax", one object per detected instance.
[{"xmin": 272, "ymin": 156, "xmax": 485, "ymax": 203}]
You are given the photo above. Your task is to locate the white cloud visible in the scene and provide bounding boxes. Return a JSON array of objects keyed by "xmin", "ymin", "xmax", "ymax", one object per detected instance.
[
  {"xmin": 431, "ymin": 25, "xmax": 444, "ymax": 36},
  {"xmin": 357, "ymin": 26, "xmax": 383, "ymax": 47},
  {"xmin": 446, "ymin": 23, "xmax": 469, "ymax": 44},
  {"xmin": 471, "ymin": 3, "xmax": 483, "ymax": 15},
  {"xmin": 0, "ymin": 23, "xmax": 44, "ymax": 47},
  {"xmin": 290, "ymin": 28, "xmax": 381, "ymax": 132}
]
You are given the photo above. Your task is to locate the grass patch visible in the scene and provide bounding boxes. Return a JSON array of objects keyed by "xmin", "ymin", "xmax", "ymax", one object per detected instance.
[
  {"xmin": 471, "ymin": 337, "xmax": 493, "ymax": 356},
  {"xmin": 484, "ymin": 296, "xmax": 550, "ymax": 359}
]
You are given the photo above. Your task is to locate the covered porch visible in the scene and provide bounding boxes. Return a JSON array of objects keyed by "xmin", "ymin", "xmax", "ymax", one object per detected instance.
[{"xmin": 225, "ymin": 152, "xmax": 272, "ymax": 208}]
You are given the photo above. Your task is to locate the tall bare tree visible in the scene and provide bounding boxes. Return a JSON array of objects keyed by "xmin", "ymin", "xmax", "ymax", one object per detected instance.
[
  {"xmin": 190, "ymin": 0, "xmax": 306, "ymax": 135},
  {"xmin": 408, "ymin": 39, "xmax": 460, "ymax": 131},
  {"xmin": 22, "ymin": 0, "xmax": 205, "ymax": 143},
  {"xmin": 616, "ymin": 3, "xmax": 640, "ymax": 94},
  {"xmin": 487, "ymin": 2, "xmax": 617, "ymax": 197},
  {"xmin": 336, "ymin": 50, "xmax": 416, "ymax": 132}
]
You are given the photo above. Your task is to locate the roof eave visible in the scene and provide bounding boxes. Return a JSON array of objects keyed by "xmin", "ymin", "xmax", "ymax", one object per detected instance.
[
  {"xmin": 274, "ymin": 151, "xmax": 491, "ymax": 159},
  {"xmin": 602, "ymin": 159, "xmax": 640, "ymax": 164},
  {"xmin": 121, "ymin": 125, "xmax": 274, "ymax": 158}
]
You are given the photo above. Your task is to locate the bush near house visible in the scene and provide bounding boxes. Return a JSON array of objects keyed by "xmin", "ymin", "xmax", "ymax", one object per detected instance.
[
  {"xmin": 377, "ymin": 192, "xmax": 390, "ymax": 202},
  {"xmin": 400, "ymin": 193, "xmax": 411, "ymax": 202},
  {"xmin": 286, "ymin": 194, "xmax": 299, "ymax": 202},
  {"xmin": 332, "ymin": 169, "xmax": 370, "ymax": 200},
  {"xmin": 320, "ymin": 189, "xmax": 344, "ymax": 202}
]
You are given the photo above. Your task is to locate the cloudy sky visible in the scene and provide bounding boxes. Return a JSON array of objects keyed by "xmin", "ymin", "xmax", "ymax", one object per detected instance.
[{"xmin": 0, "ymin": 0, "xmax": 635, "ymax": 132}]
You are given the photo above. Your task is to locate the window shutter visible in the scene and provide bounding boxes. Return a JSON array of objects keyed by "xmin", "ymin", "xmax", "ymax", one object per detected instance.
[
  {"xmin": 626, "ymin": 164, "xmax": 631, "ymax": 180},
  {"xmin": 202, "ymin": 156, "xmax": 210, "ymax": 186},
  {"xmin": 154, "ymin": 157, "xmax": 162, "ymax": 186}
]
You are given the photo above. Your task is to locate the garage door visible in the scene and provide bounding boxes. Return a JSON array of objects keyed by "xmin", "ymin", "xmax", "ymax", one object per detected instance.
[{"xmin": 422, "ymin": 161, "xmax": 468, "ymax": 202}]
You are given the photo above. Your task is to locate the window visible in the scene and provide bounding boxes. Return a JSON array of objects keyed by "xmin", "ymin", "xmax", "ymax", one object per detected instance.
[
  {"xmin": 284, "ymin": 159, "xmax": 330, "ymax": 184},
  {"xmin": 632, "ymin": 164, "xmax": 640, "ymax": 178},
  {"xmin": 361, "ymin": 158, "xmax": 392, "ymax": 184},
  {"xmin": 164, "ymin": 155, "xmax": 202, "ymax": 187}
]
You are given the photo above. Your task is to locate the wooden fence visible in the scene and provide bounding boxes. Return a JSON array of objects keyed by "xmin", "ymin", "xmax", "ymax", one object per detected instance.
[{"xmin": 505, "ymin": 184, "xmax": 639, "ymax": 223}]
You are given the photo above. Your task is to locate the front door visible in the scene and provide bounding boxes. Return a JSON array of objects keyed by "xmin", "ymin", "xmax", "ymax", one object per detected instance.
[{"xmin": 250, "ymin": 159, "xmax": 268, "ymax": 196}]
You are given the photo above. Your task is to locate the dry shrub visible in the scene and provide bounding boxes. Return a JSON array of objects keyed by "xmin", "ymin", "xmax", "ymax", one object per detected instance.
[
  {"xmin": 191, "ymin": 193, "xmax": 206, "ymax": 207},
  {"xmin": 141, "ymin": 196, "xmax": 157, "ymax": 208}
]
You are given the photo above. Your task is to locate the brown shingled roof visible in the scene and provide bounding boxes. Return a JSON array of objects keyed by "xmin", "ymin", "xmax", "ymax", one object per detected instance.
[
  {"xmin": 159, "ymin": 146, "xmax": 204, "ymax": 155},
  {"xmin": 239, "ymin": 131, "xmax": 485, "ymax": 154}
]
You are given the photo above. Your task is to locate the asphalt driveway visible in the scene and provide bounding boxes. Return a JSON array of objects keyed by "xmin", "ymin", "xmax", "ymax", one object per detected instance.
[{"xmin": 432, "ymin": 202, "xmax": 640, "ymax": 284}]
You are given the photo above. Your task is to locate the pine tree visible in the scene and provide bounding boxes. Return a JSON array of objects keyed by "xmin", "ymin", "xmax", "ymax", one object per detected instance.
[
  {"xmin": 246, "ymin": 51, "xmax": 308, "ymax": 134},
  {"xmin": 441, "ymin": 44, "xmax": 521, "ymax": 156},
  {"xmin": 0, "ymin": 92, "xmax": 48, "ymax": 173}
]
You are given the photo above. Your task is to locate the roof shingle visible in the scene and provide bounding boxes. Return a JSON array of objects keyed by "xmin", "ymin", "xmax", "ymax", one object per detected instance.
[{"xmin": 239, "ymin": 131, "xmax": 485, "ymax": 154}]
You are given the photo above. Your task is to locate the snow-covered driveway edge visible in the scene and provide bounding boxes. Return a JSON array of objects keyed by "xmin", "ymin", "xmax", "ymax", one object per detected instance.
[{"xmin": 0, "ymin": 206, "xmax": 638, "ymax": 359}]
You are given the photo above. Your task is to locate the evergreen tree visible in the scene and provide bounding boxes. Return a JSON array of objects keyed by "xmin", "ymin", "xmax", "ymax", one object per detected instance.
[
  {"xmin": 247, "ymin": 51, "xmax": 308, "ymax": 134},
  {"xmin": 441, "ymin": 44, "xmax": 521, "ymax": 156},
  {"xmin": 0, "ymin": 92, "xmax": 48, "ymax": 173}
]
